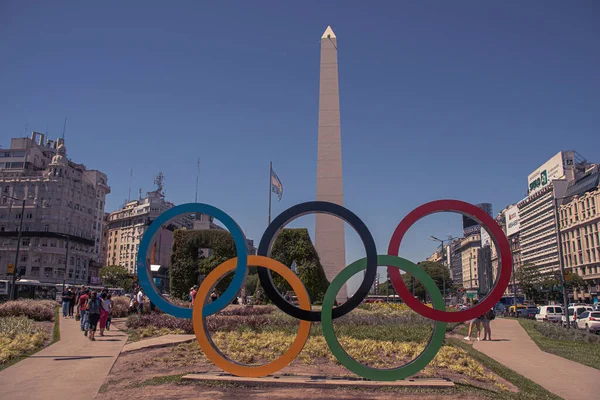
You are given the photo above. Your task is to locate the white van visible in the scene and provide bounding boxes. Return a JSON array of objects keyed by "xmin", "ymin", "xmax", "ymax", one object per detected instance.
[
  {"xmin": 535, "ymin": 305, "xmax": 563, "ymax": 323},
  {"xmin": 562, "ymin": 305, "xmax": 594, "ymax": 326}
]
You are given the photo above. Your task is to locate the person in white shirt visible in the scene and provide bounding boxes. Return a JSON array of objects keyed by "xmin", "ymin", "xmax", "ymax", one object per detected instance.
[{"xmin": 136, "ymin": 289, "xmax": 145, "ymax": 315}]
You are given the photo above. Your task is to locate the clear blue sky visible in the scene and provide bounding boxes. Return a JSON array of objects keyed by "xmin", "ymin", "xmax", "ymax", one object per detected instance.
[{"xmin": 1, "ymin": 1, "xmax": 599, "ymax": 294}]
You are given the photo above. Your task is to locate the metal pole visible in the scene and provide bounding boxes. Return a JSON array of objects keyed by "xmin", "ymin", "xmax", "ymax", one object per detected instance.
[
  {"xmin": 9, "ymin": 200, "xmax": 25, "ymax": 300},
  {"xmin": 442, "ymin": 241, "xmax": 446, "ymax": 306},
  {"xmin": 554, "ymin": 198, "xmax": 570, "ymax": 328},
  {"xmin": 513, "ymin": 240, "xmax": 518, "ymax": 318},
  {"xmin": 268, "ymin": 161, "xmax": 272, "ymax": 225}
]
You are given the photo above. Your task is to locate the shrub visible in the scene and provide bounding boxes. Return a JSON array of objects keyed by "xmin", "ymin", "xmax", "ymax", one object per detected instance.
[
  {"xmin": 0, "ymin": 300, "xmax": 55, "ymax": 321},
  {"xmin": 110, "ymin": 296, "xmax": 131, "ymax": 318},
  {"xmin": 0, "ymin": 316, "xmax": 42, "ymax": 336},
  {"xmin": 0, "ymin": 316, "xmax": 48, "ymax": 365},
  {"xmin": 534, "ymin": 321, "xmax": 600, "ymax": 343},
  {"xmin": 127, "ymin": 314, "xmax": 194, "ymax": 334}
]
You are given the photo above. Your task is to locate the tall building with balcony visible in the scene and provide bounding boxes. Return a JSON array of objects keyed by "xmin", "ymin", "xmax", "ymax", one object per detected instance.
[
  {"xmin": 457, "ymin": 234, "xmax": 481, "ymax": 290},
  {"xmin": 0, "ymin": 132, "xmax": 110, "ymax": 285},
  {"xmin": 558, "ymin": 167, "xmax": 600, "ymax": 303},
  {"xmin": 105, "ymin": 190, "xmax": 193, "ymax": 275},
  {"xmin": 518, "ymin": 151, "xmax": 594, "ymax": 276},
  {"xmin": 490, "ymin": 205, "xmax": 522, "ymax": 295},
  {"xmin": 450, "ymin": 239, "xmax": 463, "ymax": 287}
]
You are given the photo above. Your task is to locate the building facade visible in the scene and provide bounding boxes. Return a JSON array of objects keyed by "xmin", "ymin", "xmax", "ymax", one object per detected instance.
[
  {"xmin": 558, "ymin": 168, "xmax": 600, "ymax": 303},
  {"xmin": 457, "ymin": 234, "xmax": 480, "ymax": 290},
  {"xmin": 517, "ymin": 151, "xmax": 594, "ymax": 277},
  {"xmin": 0, "ymin": 132, "xmax": 110, "ymax": 285},
  {"xmin": 490, "ymin": 205, "xmax": 522, "ymax": 295},
  {"xmin": 105, "ymin": 190, "xmax": 192, "ymax": 275},
  {"xmin": 450, "ymin": 239, "xmax": 463, "ymax": 287}
]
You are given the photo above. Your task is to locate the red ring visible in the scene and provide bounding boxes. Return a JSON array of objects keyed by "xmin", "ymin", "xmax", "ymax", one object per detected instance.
[{"xmin": 387, "ymin": 200, "xmax": 512, "ymax": 323}]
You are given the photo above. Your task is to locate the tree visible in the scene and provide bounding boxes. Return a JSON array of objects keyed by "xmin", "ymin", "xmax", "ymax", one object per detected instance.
[
  {"xmin": 268, "ymin": 228, "xmax": 329, "ymax": 304},
  {"xmin": 515, "ymin": 263, "xmax": 543, "ymax": 301},
  {"xmin": 99, "ymin": 265, "xmax": 133, "ymax": 289},
  {"xmin": 400, "ymin": 261, "xmax": 453, "ymax": 302}
]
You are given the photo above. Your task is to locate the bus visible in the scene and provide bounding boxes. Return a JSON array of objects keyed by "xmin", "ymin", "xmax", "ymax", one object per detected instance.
[
  {"xmin": 498, "ymin": 295, "xmax": 525, "ymax": 307},
  {"xmin": 0, "ymin": 279, "xmax": 58, "ymax": 302}
]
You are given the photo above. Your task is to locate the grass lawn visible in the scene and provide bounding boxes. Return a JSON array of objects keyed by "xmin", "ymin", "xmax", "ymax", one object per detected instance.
[{"xmin": 517, "ymin": 319, "xmax": 600, "ymax": 370}]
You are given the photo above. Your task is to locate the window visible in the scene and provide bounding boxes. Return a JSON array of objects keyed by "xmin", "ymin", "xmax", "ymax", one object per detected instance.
[
  {"xmin": 44, "ymin": 268, "xmax": 53, "ymax": 278},
  {"xmin": 20, "ymin": 255, "xmax": 27, "ymax": 262},
  {"xmin": 31, "ymin": 267, "xmax": 40, "ymax": 276},
  {"xmin": 555, "ymin": 307, "xmax": 563, "ymax": 314},
  {"xmin": 44, "ymin": 225, "xmax": 49, "ymax": 232},
  {"xmin": 547, "ymin": 307, "xmax": 554, "ymax": 313},
  {"xmin": 22, "ymin": 238, "xmax": 30, "ymax": 246},
  {"xmin": 26, "ymin": 213, "xmax": 32, "ymax": 219}
]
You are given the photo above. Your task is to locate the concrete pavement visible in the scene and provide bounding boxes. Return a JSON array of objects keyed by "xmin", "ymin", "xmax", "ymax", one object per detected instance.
[
  {"xmin": 0, "ymin": 316, "xmax": 127, "ymax": 400},
  {"xmin": 472, "ymin": 318, "xmax": 600, "ymax": 400}
]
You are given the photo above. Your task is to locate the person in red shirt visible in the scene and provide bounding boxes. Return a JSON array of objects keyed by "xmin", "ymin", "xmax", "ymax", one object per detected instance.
[
  {"xmin": 79, "ymin": 289, "xmax": 89, "ymax": 334},
  {"xmin": 190, "ymin": 286, "xmax": 198, "ymax": 308}
]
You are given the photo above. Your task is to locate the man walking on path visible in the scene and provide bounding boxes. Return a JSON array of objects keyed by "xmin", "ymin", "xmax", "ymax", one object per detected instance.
[
  {"xmin": 78, "ymin": 289, "xmax": 89, "ymax": 333},
  {"xmin": 61, "ymin": 287, "xmax": 71, "ymax": 318}
]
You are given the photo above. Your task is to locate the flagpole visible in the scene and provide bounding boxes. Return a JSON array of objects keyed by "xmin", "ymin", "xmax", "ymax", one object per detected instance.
[{"xmin": 268, "ymin": 161, "xmax": 273, "ymax": 225}]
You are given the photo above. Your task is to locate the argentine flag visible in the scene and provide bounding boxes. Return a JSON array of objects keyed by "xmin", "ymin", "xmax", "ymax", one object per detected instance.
[{"xmin": 271, "ymin": 168, "xmax": 283, "ymax": 201}]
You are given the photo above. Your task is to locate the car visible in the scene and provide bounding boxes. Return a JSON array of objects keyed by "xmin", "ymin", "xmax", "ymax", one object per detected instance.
[
  {"xmin": 575, "ymin": 311, "xmax": 600, "ymax": 333},
  {"xmin": 457, "ymin": 304, "xmax": 468, "ymax": 310},
  {"xmin": 494, "ymin": 303, "xmax": 506, "ymax": 315},
  {"xmin": 535, "ymin": 305, "xmax": 563, "ymax": 323},
  {"xmin": 562, "ymin": 306, "xmax": 594, "ymax": 327}
]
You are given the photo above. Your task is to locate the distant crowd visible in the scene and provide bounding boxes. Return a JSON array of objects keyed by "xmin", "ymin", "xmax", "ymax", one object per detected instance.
[{"xmin": 61, "ymin": 285, "xmax": 148, "ymax": 341}]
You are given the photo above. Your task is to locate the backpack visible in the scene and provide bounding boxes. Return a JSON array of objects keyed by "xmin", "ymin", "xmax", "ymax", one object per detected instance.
[{"xmin": 487, "ymin": 309, "xmax": 496, "ymax": 320}]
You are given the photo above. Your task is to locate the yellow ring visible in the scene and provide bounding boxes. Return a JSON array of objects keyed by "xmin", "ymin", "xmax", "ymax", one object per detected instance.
[{"xmin": 192, "ymin": 255, "xmax": 312, "ymax": 377}]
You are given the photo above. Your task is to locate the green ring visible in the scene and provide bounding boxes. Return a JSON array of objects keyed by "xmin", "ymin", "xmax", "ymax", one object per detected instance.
[{"xmin": 321, "ymin": 255, "xmax": 447, "ymax": 381}]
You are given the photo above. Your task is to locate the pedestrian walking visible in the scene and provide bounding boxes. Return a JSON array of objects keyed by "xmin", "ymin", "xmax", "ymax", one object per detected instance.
[
  {"xmin": 79, "ymin": 289, "xmax": 89, "ymax": 333},
  {"xmin": 481, "ymin": 308, "xmax": 495, "ymax": 340},
  {"xmin": 68, "ymin": 288, "xmax": 75, "ymax": 317},
  {"xmin": 61, "ymin": 288, "xmax": 71, "ymax": 318},
  {"xmin": 86, "ymin": 291, "xmax": 102, "ymax": 341},
  {"xmin": 190, "ymin": 286, "xmax": 198, "ymax": 308},
  {"xmin": 106, "ymin": 294, "xmax": 113, "ymax": 331},
  {"xmin": 464, "ymin": 300, "xmax": 482, "ymax": 341},
  {"xmin": 99, "ymin": 292, "xmax": 111, "ymax": 336},
  {"xmin": 136, "ymin": 289, "xmax": 145, "ymax": 315}
]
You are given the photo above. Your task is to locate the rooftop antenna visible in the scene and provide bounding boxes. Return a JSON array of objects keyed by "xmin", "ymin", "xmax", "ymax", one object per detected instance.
[
  {"xmin": 195, "ymin": 158, "xmax": 200, "ymax": 203},
  {"xmin": 128, "ymin": 169, "xmax": 133, "ymax": 202},
  {"xmin": 62, "ymin": 117, "xmax": 67, "ymax": 139},
  {"xmin": 154, "ymin": 172, "xmax": 164, "ymax": 195},
  {"xmin": 139, "ymin": 188, "xmax": 142, "ymax": 200},
  {"xmin": 23, "ymin": 123, "xmax": 28, "ymax": 136}
]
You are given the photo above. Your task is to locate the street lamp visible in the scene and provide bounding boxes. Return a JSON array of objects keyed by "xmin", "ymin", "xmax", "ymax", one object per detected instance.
[
  {"xmin": 430, "ymin": 235, "xmax": 460, "ymax": 305},
  {"xmin": 2, "ymin": 194, "xmax": 25, "ymax": 301}
]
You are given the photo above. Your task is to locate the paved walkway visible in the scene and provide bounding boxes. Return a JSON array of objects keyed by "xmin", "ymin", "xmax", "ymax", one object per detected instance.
[
  {"xmin": 0, "ymin": 316, "xmax": 127, "ymax": 400},
  {"xmin": 121, "ymin": 334, "xmax": 195, "ymax": 353},
  {"xmin": 471, "ymin": 318, "xmax": 600, "ymax": 400}
]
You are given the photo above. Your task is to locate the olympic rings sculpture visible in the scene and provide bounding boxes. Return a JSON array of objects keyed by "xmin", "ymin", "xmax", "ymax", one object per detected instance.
[{"xmin": 137, "ymin": 200, "xmax": 511, "ymax": 380}]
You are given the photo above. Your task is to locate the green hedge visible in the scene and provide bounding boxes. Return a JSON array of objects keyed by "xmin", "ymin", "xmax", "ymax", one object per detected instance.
[{"xmin": 170, "ymin": 228, "xmax": 329, "ymax": 304}]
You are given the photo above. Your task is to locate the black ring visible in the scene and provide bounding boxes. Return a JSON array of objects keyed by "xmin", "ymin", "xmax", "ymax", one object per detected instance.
[{"xmin": 257, "ymin": 201, "xmax": 377, "ymax": 322}]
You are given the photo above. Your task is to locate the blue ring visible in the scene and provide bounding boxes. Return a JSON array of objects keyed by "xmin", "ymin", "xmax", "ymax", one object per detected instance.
[{"xmin": 137, "ymin": 203, "xmax": 248, "ymax": 319}]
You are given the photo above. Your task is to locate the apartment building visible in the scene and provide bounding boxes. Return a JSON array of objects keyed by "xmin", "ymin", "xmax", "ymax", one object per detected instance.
[
  {"xmin": 558, "ymin": 168, "xmax": 600, "ymax": 303},
  {"xmin": 0, "ymin": 132, "xmax": 110, "ymax": 285}
]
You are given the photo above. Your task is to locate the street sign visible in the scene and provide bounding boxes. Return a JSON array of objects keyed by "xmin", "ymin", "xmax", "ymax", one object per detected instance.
[{"xmin": 7, "ymin": 263, "xmax": 15, "ymax": 274}]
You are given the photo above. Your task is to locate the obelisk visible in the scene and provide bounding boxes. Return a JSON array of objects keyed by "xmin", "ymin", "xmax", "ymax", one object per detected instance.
[{"xmin": 315, "ymin": 26, "xmax": 347, "ymax": 304}]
